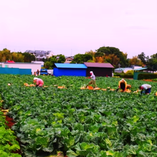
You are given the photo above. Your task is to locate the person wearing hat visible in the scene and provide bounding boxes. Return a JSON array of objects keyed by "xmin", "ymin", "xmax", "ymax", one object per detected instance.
[
  {"xmin": 85, "ymin": 71, "xmax": 97, "ymax": 88},
  {"xmin": 33, "ymin": 77, "xmax": 44, "ymax": 87},
  {"xmin": 139, "ymin": 84, "xmax": 151, "ymax": 95},
  {"xmin": 116, "ymin": 78, "xmax": 127, "ymax": 92}
]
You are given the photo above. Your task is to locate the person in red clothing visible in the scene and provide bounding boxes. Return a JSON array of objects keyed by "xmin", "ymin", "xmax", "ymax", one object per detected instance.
[{"xmin": 33, "ymin": 77, "xmax": 44, "ymax": 87}]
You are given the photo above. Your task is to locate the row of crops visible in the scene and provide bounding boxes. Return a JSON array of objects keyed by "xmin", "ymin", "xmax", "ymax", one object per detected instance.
[
  {"xmin": 1, "ymin": 75, "xmax": 157, "ymax": 157},
  {"xmin": 0, "ymin": 95, "xmax": 21, "ymax": 157}
]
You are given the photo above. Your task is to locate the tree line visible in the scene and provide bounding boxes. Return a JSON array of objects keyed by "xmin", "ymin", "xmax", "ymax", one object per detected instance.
[
  {"xmin": 0, "ymin": 48, "xmax": 35, "ymax": 62},
  {"xmin": 0, "ymin": 47, "xmax": 157, "ymax": 70},
  {"xmin": 69, "ymin": 46, "xmax": 157, "ymax": 71}
]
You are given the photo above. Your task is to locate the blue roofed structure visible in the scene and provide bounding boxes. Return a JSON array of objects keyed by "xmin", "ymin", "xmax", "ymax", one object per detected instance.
[
  {"xmin": 55, "ymin": 63, "xmax": 87, "ymax": 69},
  {"xmin": 134, "ymin": 67, "xmax": 147, "ymax": 71},
  {"xmin": 133, "ymin": 67, "xmax": 148, "ymax": 80},
  {"xmin": 53, "ymin": 63, "xmax": 87, "ymax": 77}
]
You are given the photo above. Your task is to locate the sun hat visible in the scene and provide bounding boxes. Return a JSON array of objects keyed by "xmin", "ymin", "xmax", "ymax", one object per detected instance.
[{"xmin": 34, "ymin": 77, "xmax": 38, "ymax": 80}]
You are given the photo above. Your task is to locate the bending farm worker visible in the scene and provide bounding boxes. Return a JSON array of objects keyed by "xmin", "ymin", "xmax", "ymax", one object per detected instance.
[
  {"xmin": 33, "ymin": 77, "xmax": 44, "ymax": 87},
  {"xmin": 86, "ymin": 71, "xmax": 97, "ymax": 88},
  {"xmin": 117, "ymin": 78, "xmax": 127, "ymax": 92},
  {"xmin": 139, "ymin": 84, "xmax": 151, "ymax": 95}
]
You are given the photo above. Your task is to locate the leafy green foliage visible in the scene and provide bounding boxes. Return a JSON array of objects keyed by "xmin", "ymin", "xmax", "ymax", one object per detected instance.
[
  {"xmin": 44, "ymin": 54, "xmax": 66, "ymax": 69},
  {"xmin": 96, "ymin": 46, "xmax": 128, "ymax": 67},
  {"xmin": 138, "ymin": 73, "xmax": 157, "ymax": 80},
  {"xmin": 0, "ymin": 75, "xmax": 157, "ymax": 156},
  {"xmin": 0, "ymin": 112, "xmax": 21, "ymax": 156},
  {"xmin": 114, "ymin": 72, "xmax": 133, "ymax": 78},
  {"xmin": 22, "ymin": 52, "xmax": 35, "ymax": 62},
  {"xmin": 0, "ymin": 48, "xmax": 35, "ymax": 62},
  {"xmin": 71, "ymin": 54, "xmax": 92, "ymax": 64},
  {"xmin": 138, "ymin": 52, "xmax": 148, "ymax": 65}
]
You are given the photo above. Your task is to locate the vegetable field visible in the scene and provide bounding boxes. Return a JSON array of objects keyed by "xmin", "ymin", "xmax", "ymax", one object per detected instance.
[
  {"xmin": 1, "ymin": 75, "xmax": 157, "ymax": 157},
  {"xmin": 0, "ymin": 95, "xmax": 21, "ymax": 157}
]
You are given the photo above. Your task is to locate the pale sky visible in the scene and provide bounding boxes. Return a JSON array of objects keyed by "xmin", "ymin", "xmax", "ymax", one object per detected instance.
[{"xmin": 0, "ymin": 0, "xmax": 157, "ymax": 58}]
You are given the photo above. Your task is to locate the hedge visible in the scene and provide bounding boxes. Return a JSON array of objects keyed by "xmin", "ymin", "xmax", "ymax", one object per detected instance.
[
  {"xmin": 114, "ymin": 73, "xmax": 133, "ymax": 78},
  {"xmin": 138, "ymin": 73, "xmax": 157, "ymax": 80}
]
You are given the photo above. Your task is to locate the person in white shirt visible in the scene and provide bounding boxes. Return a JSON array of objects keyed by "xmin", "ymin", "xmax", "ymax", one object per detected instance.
[
  {"xmin": 139, "ymin": 84, "xmax": 152, "ymax": 95},
  {"xmin": 86, "ymin": 71, "xmax": 97, "ymax": 88}
]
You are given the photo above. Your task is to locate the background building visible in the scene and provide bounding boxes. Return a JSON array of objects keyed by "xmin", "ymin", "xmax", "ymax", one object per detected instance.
[
  {"xmin": 53, "ymin": 63, "xmax": 87, "ymax": 77},
  {"xmin": 25, "ymin": 50, "xmax": 53, "ymax": 61},
  {"xmin": 84, "ymin": 62, "xmax": 114, "ymax": 77}
]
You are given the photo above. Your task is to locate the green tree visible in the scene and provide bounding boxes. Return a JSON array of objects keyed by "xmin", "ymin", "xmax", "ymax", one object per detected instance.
[
  {"xmin": 85, "ymin": 50, "xmax": 95, "ymax": 58},
  {"xmin": 56, "ymin": 54, "xmax": 66, "ymax": 63},
  {"xmin": 104, "ymin": 54, "xmax": 120, "ymax": 67},
  {"xmin": 0, "ymin": 48, "xmax": 11, "ymax": 61},
  {"xmin": 71, "ymin": 54, "xmax": 92, "ymax": 63},
  {"xmin": 128, "ymin": 56, "xmax": 143, "ymax": 66},
  {"xmin": 0, "ymin": 49, "xmax": 34, "ymax": 62},
  {"xmin": 94, "ymin": 52, "xmax": 104, "ymax": 58},
  {"xmin": 138, "ymin": 52, "xmax": 148, "ymax": 65},
  {"xmin": 146, "ymin": 53, "xmax": 157, "ymax": 70},
  {"xmin": 10, "ymin": 52, "xmax": 24, "ymax": 62},
  {"xmin": 16, "ymin": 52, "xmax": 24, "ymax": 62},
  {"xmin": 22, "ymin": 52, "xmax": 35, "ymax": 62},
  {"xmin": 49, "ymin": 56, "xmax": 57, "ymax": 67},
  {"xmin": 96, "ymin": 46, "xmax": 128, "ymax": 67},
  {"xmin": 44, "ymin": 61, "xmax": 52, "ymax": 69},
  {"xmin": 44, "ymin": 54, "xmax": 66, "ymax": 69}
]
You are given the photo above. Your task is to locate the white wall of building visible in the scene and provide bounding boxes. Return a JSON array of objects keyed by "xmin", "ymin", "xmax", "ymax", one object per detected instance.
[
  {"xmin": 0, "ymin": 63, "xmax": 42, "ymax": 74},
  {"xmin": 31, "ymin": 61, "xmax": 44, "ymax": 66}
]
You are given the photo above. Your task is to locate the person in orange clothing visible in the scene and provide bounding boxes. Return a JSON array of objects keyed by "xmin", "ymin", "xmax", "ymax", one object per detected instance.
[
  {"xmin": 116, "ymin": 78, "xmax": 127, "ymax": 92},
  {"xmin": 33, "ymin": 77, "xmax": 44, "ymax": 87}
]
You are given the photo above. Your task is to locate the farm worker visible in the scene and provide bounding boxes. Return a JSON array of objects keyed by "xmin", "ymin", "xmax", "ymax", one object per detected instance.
[
  {"xmin": 33, "ymin": 77, "xmax": 44, "ymax": 87},
  {"xmin": 116, "ymin": 78, "xmax": 127, "ymax": 92},
  {"xmin": 139, "ymin": 84, "xmax": 152, "ymax": 95},
  {"xmin": 36, "ymin": 69, "xmax": 40, "ymax": 76},
  {"xmin": 85, "ymin": 71, "xmax": 97, "ymax": 88}
]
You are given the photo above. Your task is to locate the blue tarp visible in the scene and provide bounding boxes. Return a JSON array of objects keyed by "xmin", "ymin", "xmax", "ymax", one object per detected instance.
[
  {"xmin": 0, "ymin": 67, "xmax": 31, "ymax": 75},
  {"xmin": 0, "ymin": 67, "xmax": 19, "ymax": 74},
  {"xmin": 19, "ymin": 69, "xmax": 32, "ymax": 75}
]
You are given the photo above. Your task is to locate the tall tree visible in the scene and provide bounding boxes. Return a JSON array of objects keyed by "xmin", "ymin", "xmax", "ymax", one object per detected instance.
[
  {"xmin": 0, "ymin": 48, "xmax": 11, "ymax": 61},
  {"xmin": 138, "ymin": 52, "xmax": 148, "ymax": 65},
  {"xmin": 85, "ymin": 50, "xmax": 95, "ymax": 62},
  {"xmin": 146, "ymin": 53, "xmax": 157, "ymax": 70},
  {"xmin": 104, "ymin": 54, "xmax": 120, "ymax": 67},
  {"xmin": 129, "ymin": 56, "xmax": 143, "ymax": 66},
  {"xmin": 96, "ymin": 46, "xmax": 128, "ymax": 67}
]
